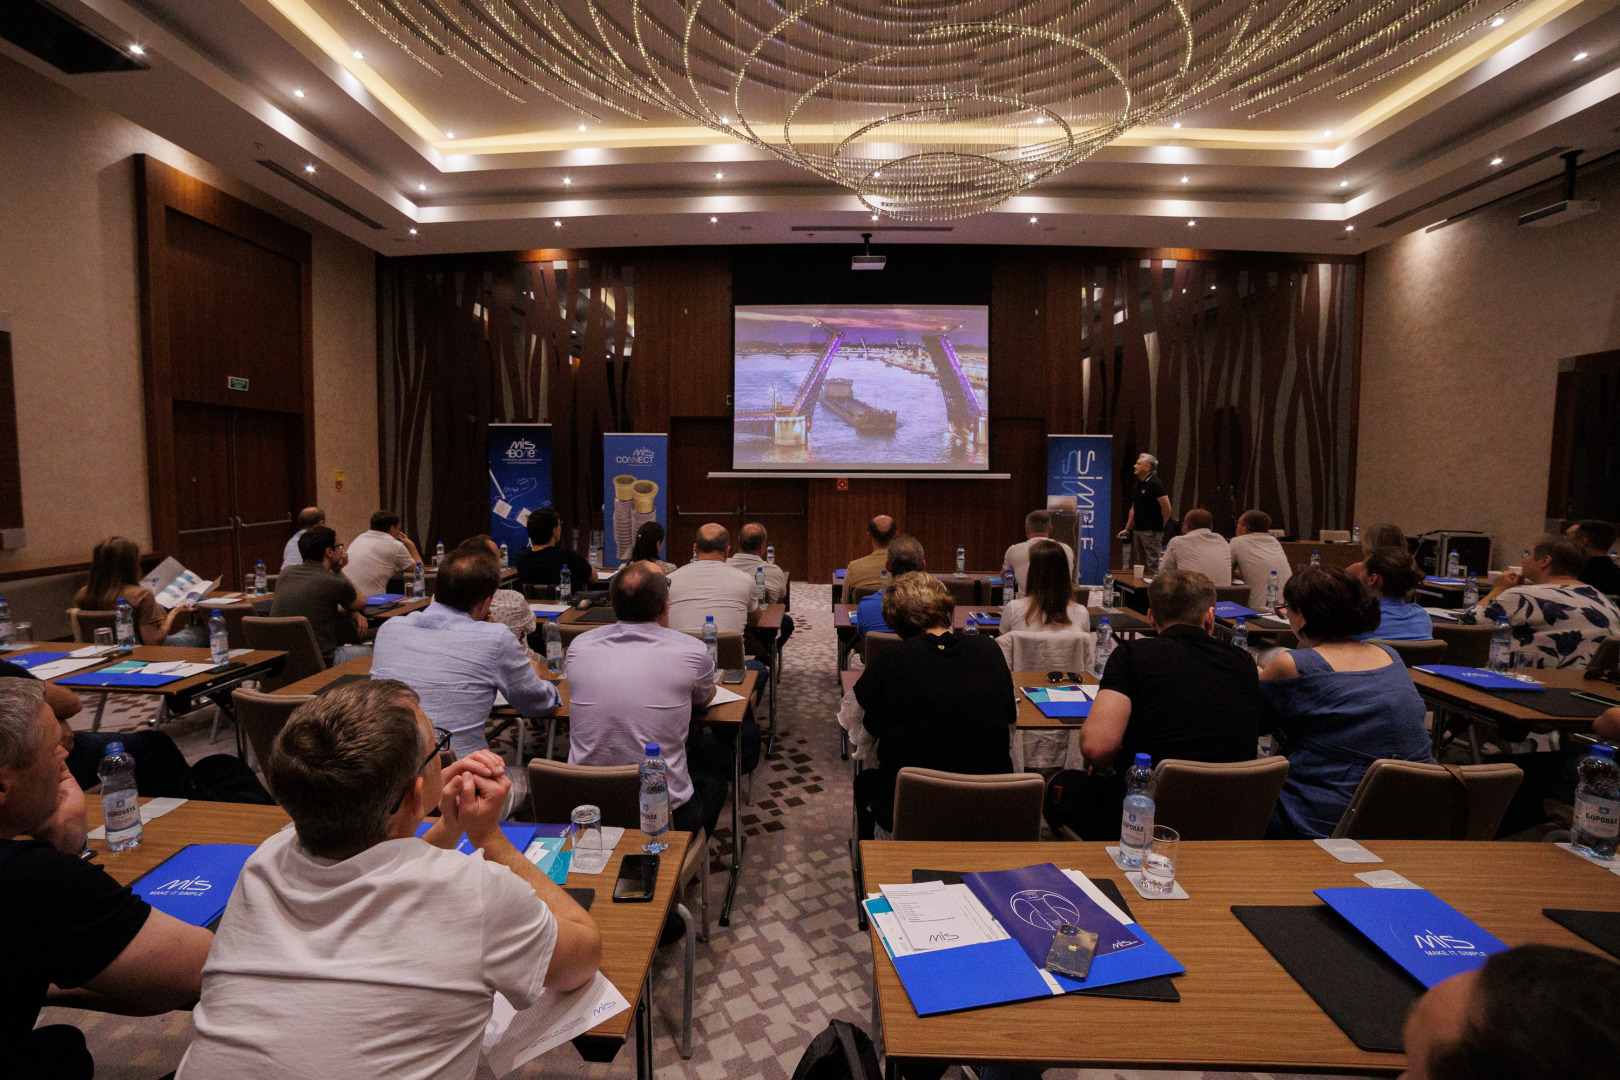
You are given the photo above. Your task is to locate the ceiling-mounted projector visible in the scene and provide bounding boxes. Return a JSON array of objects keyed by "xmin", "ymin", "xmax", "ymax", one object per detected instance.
[
  {"xmin": 1520, "ymin": 150, "xmax": 1600, "ymax": 227},
  {"xmin": 852, "ymin": 232, "xmax": 885, "ymax": 270}
]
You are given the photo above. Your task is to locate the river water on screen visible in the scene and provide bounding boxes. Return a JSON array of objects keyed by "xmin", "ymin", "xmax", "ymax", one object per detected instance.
[{"xmin": 734, "ymin": 354, "xmax": 987, "ymax": 468}]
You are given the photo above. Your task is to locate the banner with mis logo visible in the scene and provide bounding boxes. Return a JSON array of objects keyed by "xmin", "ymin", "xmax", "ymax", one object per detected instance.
[
  {"xmin": 603, "ymin": 433, "xmax": 667, "ymax": 567},
  {"xmin": 489, "ymin": 423, "xmax": 553, "ymax": 552}
]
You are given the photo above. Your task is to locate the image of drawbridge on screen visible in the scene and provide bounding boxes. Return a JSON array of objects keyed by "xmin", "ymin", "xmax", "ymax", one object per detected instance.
[{"xmin": 733, "ymin": 305, "xmax": 990, "ymax": 471}]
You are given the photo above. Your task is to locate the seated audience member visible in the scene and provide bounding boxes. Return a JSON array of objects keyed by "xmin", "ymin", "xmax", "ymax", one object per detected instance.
[
  {"xmin": 854, "ymin": 535, "xmax": 926, "ymax": 637},
  {"xmin": 1044, "ymin": 571, "xmax": 1264, "ymax": 839},
  {"xmin": 629, "ymin": 521, "xmax": 677, "ymax": 574},
  {"xmin": 853, "ymin": 573, "xmax": 1016, "ymax": 837},
  {"xmin": 74, "ymin": 536, "xmax": 204, "ymax": 646},
  {"xmin": 1348, "ymin": 546, "xmax": 1433, "ymax": 642},
  {"xmin": 463, "ymin": 535, "xmax": 536, "ymax": 654},
  {"xmin": 1, "ymin": 679, "xmax": 213, "ymax": 1080},
  {"xmin": 667, "ymin": 524, "xmax": 758, "ymax": 634},
  {"xmin": 344, "ymin": 511, "xmax": 422, "ymax": 600},
  {"xmin": 270, "ymin": 526, "xmax": 369, "ymax": 665},
  {"xmin": 281, "ymin": 506, "xmax": 325, "ymax": 569},
  {"xmin": 1000, "ymin": 540, "xmax": 1090, "ymax": 635},
  {"xmin": 1566, "ymin": 519, "xmax": 1620, "ymax": 596},
  {"xmin": 1363, "ymin": 522, "xmax": 1406, "ymax": 555},
  {"xmin": 1159, "ymin": 508, "xmax": 1233, "ymax": 585},
  {"xmin": 1458, "ymin": 534, "xmax": 1620, "ymax": 668},
  {"xmin": 1230, "ymin": 509, "xmax": 1293, "ymax": 610},
  {"xmin": 515, "ymin": 508, "xmax": 592, "ymax": 591},
  {"xmin": 1401, "ymin": 945, "xmax": 1620, "ymax": 1080},
  {"xmin": 176, "ymin": 680, "xmax": 601, "ymax": 1079},
  {"xmin": 565, "ymin": 562, "xmax": 727, "ymax": 835},
  {"xmin": 1262, "ymin": 567, "xmax": 1433, "ymax": 838},
  {"xmin": 844, "ymin": 515, "xmax": 897, "ymax": 595},
  {"xmin": 371, "ymin": 546, "xmax": 559, "ymax": 758},
  {"xmin": 728, "ymin": 522, "xmax": 794, "ymax": 647},
  {"xmin": 1002, "ymin": 510, "xmax": 1075, "ymax": 599}
]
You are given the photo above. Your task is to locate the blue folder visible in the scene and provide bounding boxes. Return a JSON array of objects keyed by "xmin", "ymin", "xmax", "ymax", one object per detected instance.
[
  {"xmin": 367, "ymin": 593, "xmax": 406, "ymax": 606},
  {"xmin": 1424, "ymin": 576, "xmax": 1465, "ymax": 585},
  {"xmin": 1021, "ymin": 687, "xmax": 1092, "ymax": 718},
  {"xmin": 415, "ymin": 820, "xmax": 537, "ymax": 855},
  {"xmin": 7, "ymin": 651, "xmax": 71, "ymax": 668},
  {"xmin": 1316, "ymin": 887, "xmax": 1507, "ymax": 988},
  {"xmin": 834, "ymin": 570, "xmax": 846, "ymax": 579},
  {"xmin": 1414, "ymin": 665, "xmax": 1544, "ymax": 691},
  {"xmin": 1214, "ymin": 601, "xmax": 1260, "ymax": 619},
  {"xmin": 131, "ymin": 844, "xmax": 257, "ymax": 927}
]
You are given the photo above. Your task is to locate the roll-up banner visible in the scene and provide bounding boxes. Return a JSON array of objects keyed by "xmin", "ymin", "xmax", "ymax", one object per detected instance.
[
  {"xmin": 604, "ymin": 433, "xmax": 668, "ymax": 567},
  {"xmin": 1046, "ymin": 435, "xmax": 1113, "ymax": 586},
  {"xmin": 488, "ymin": 423, "xmax": 553, "ymax": 553}
]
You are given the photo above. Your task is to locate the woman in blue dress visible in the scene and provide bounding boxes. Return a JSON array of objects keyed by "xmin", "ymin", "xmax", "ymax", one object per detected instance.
[{"xmin": 1262, "ymin": 566, "xmax": 1434, "ymax": 838}]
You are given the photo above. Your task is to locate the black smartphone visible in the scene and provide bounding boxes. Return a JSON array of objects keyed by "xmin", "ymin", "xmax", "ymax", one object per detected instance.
[
  {"xmin": 722, "ymin": 668, "xmax": 746, "ymax": 685},
  {"xmin": 612, "ymin": 853, "xmax": 659, "ymax": 902}
]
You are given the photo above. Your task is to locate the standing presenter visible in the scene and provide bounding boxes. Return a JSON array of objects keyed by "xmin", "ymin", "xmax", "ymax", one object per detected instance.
[{"xmin": 1117, "ymin": 453, "xmax": 1173, "ymax": 574}]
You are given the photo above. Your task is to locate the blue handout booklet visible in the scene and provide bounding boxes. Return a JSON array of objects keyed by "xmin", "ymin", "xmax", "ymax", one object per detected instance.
[
  {"xmin": 1316, "ymin": 887, "xmax": 1508, "ymax": 988},
  {"xmin": 130, "ymin": 844, "xmax": 258, "ymax": 927}
]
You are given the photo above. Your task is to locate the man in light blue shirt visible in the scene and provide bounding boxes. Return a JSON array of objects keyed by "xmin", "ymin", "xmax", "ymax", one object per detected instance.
[
  {"xmin": 281, "ymin": 507, "xmax": 325, "ymax": 570},
  {"xmin": 854, "ymin": 535, "xmax": 926, "ymax": 637},
  {"xmin": 371, "ymin": 546, "xmax": 559, "ymax": 758}
]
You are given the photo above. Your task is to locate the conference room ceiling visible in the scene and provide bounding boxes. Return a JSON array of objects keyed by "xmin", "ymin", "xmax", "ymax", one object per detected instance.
[{"xmin": 9, "ymin": 0, "xmax": 1620, "ymax": 253}]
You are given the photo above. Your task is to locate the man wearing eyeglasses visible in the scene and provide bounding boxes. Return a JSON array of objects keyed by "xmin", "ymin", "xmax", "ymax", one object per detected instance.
[
  {"xmin": 270, "ymin": 525, "xmax": 372, "ymax": 665},
  {"xmin": 177, "ymin": 679, "xmax": 601, "ymax": 1079}
]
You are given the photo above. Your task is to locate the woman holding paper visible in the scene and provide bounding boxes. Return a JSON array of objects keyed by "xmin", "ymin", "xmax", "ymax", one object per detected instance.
[{"xmin": 75, "ymin": 537, "xmax": 204, "ymax": 646}]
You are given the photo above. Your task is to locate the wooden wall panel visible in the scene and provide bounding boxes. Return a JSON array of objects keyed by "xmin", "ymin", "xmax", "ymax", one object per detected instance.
[
  {"xmin": 807, "ymin": 479, "xmax": 907, "ymax": 582},
  {"xmin": 903, "ymin": 419, "xmax": 1047, "ymax": 574},
  {"xmin": 989, "ymin": 250, "xmax": 1049, "ymax": 419},
  {"xmin": 666, "ymin": 252, "xmax": 733, "ymax": 418}
]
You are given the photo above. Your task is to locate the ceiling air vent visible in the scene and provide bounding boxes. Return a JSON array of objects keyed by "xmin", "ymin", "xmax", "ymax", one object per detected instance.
[
  {"xmin": 0, "ymin": 1, "xmax": 148, "ymax": 74},
  {"xmin": 257, "ymin": 161, "xmax": 386, "ymax": 230}
]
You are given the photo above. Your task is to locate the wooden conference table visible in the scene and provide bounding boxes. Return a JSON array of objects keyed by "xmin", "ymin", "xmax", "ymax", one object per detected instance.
[
  {"xmin": 834, "ymin": 605, "xmax": 1150, "ymax": 636},
  {"xmin": 832, "ymin": 571, "xmax": 1006, "ymax": 607},
  {"xmin": 83, "ymin": 799, "xmax": 685, "ymax": 1080},
  {"xmin": 862, "ymin": 839, "xmax": 1620, "ymax": 1077},
  {"xmin": 1410, "ymin": 666, "xmax": 1618, "ymax": 757},
  {"xmin": 278, "ymin": 660, "xmax": 759, "ymax": 928}
]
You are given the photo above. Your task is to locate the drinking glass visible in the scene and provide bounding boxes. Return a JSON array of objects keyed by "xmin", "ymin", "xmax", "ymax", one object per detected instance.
[
  {"xmin": 568, "ymin": 804, "xmax": 606, "ymax": 874},
  {"xmin": 93, "ymin": 627, "xmax": 115, "ymax": 648},
  {"xmin": 1142, "ymin": 825, "xmax": 1179, "ymax": 895},
  {"xmin": 11, "ymin": 621, "xmax": 32, "ymax": 644}
]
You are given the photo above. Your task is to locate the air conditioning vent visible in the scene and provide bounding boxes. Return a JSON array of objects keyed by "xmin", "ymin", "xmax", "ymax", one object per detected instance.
[
  {"xmin": 1376, "ymin": 146, "xmax": 1569, "ymax": 229},
  {"xmin": 257, "ymin": 161, "xmax": 386, "ymax": 230},
  {"xmin": 0, "ymin": 1, "xmax": 148, "ymax": 73}
]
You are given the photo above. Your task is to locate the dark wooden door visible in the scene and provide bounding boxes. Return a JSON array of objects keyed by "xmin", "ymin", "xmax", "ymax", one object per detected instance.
[{"xmin": 171, "ymin": 402, "xmax": 297, "ymax": 588}]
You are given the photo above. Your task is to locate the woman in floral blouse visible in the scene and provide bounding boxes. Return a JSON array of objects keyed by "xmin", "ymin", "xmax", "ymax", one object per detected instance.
[{"xmin": 1459, "ymin": 535, "xmax": 1620, "ymax": 669}]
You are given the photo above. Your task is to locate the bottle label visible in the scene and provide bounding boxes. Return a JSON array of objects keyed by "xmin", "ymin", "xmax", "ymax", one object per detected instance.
[
  {"xmin": 1120, "ymin": 807, "xmax": 1152, "ymax": 848},
  {"xmin": 1574, "ymin": 793, "xmax": 1620, "ymax": 839},
  {"xmin": 103, "ymin": 788, "xmax": 142, "ymax": 833},
  {"xmin": 640, "ymin": 794, "xmax": 669, "ymax": 833}
]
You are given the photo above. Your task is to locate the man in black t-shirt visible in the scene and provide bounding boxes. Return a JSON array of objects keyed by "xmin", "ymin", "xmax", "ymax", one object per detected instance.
[
  {"xmin": 1117, "ymin": 453, "xmax": 1173, "ymax": 573},
  {"xmin": 0, "ymin": 678, "xmax": 213, "ymax": 1079},
  {"xmin": 516, "ymin": 506, "xmax": 594, "ymax": 591},
  {"xmin": 1566, "ymin": 519, "xmax": 1620, "ymax": 597},
  {"xmin": 1043, "ymin": 571, "xmax": 1267, "ymax": 840}
]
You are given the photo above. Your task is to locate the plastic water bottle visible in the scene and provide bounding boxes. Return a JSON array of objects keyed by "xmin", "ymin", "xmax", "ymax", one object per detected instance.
[
  {"xmin": 956, "ymin": 544, "xmax": 966, "ymax": 577},
  {"xmin": 545, "ymin": 619, "xmax": 564, "ymax": 677},
  {"xmin": 766, "ymin": 543, "xmax": 776, "ymax": 564},
  {"xmin": 558, "ymin": 564, "xmax": 572, "ymax": 602},
  {"xmin": 1571, "ymin": 744, "xmax": 1620, "ymax": 861},
  {"xmin": 1266, "ymin": 570, "xmax": 1280, "ymax": 611},
  {"xmin": 413, "ymin": 561, "xmax": 426, "ymax": 598},
  {"xmin": 99, "ymin": 742, "xmax": 142, "ymax": 852},
  {"xmin": 640, "ymin": 743, "xmax": 670, "ymax": 853},
  {"xmin": 754, "ymin": 565, "xmax": 767, "ymax": 604},
  {"xmin": 0, "ymin": 597, "xmax": 11, "ymax": 643},
  {"xmin": 702, "ymin": 615, "xmax": 719, "ymax": 666},
  {"xmin": 1610, "ymin": 549, "xmax": 1618, "ymax": 568},
  {"xmin": 879, "ymin": 568, "xmax": 890, "ymax": 593},
  {"xmin": 1463, "ymin": 573, "xmax": 1479, "ymax": 606},
  {"xmin": 209, "ymin": 609, "xmax": 229, "ymax": 665},
  {"xmin": 1447, "ymin": 549, "xmax": 1460, "ymax": 579},
  {"xmin": 1488, "ymin": 616, "xmax": 1512, "ymax": 672},
  {"xmin": 963, "ymin": 616, "xmax": 979, "ymax": 636},
  {"xmin": 114, "ymin": 599, "xmax": 136, "ymax": 647},
  {"xmin": 1309, "ymin": 549, "xmax": 1321, "ymax": 567},
  {"xmin": 1003, "ymin": 563, "xmax": 1016, "ymax": 601},
  {"xmin": 1093, "ymin": 616, "xmax": 1114, "ymax": 676},
  {"xmin": 1233, "ymin": 616, "xmax": 1249, "ymax": 652},
  {"xmin": 1352, "ymin": 525, "xmax": 1361, "ymax": 545},
  {"xmin": 254, "ymin": 559, "xmax": 267, "ymax": 595},
  {"xmin": 435, "ymin": 540, "xmax": 445, "ymax": 568},
  {"xmin": 1102, "ymin": 570, "xmax": 1115, "ymax": 609},
  {"xmin": 1119, "ymin": 753, "xmax": 1155, "ymax": 869},
  {"xmin": 499, "ymin": 543, "xmax": 509, "ymax": 570}
]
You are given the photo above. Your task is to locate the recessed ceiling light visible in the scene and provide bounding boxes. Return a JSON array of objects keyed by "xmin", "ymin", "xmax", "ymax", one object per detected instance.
[
  {"xmin": 1490, "ymin": 156, "xmax": 1503, "ymax": 166},
  {"xmin": 1180, "ymin": 175, "xmax": 1189, "ymax": 183},
  {"xmin": 304, "ymin": 164, "xmax": 316, "ymax": 173},
  {"xmin": 578, "ymin": 124, "xmax": 587, "ymax": 131},
  {"xmin": 353, "ymin": 50, "xmax": 364, "ymax": 59},
  {"xmin": 1187, "ymin": 220, "xmax": 1196, "ymax": 226},
  {"xmin": 129, "ymin": 43, "xmax": 145, "ymax": 55},
  {"xmin": 1172, "ymin": 121, "xmax": 1181, "ymax": 129},
  {"xmin": 1323, "ymin": 129, "xmax": 1333, "ymax": 137},
  {"xmin": 562, "ymin": 176, "xmax": 571, "ymax": 185},
  {"xmin": 1034, "ymin": 117, "xmax": 1045, "ymax": 125},
  {"xmin": 1345, "ymin": 224, "xmax": 1354, "ymax": 232},
  {"xmin": 294, "ymin": 89, "xmax": 305, "ymax": 98},
  {"xmin": 418, "ymin": 183, "xmax": 426, "ymax": 191},
  {"xmin": 715, "ymin": 171, "xmax": 724, "ymax": 179},
  {"xmin": 1026, "ymin": 173, "xmax": 1035, "ymax": 180},
  {"xmin": 1029, "ymin": 216, "xmax": 1037, "ymax": 223},
  {"xmin": 553, "ymin": 220, "xmax": 561, "ymax": 227},
  {"xmin": 1339, "ymin": 180, "xmax": 1349, "ymax": 187},
  {"xmin": 445, "ymin": 132, "xmax": 455, "ymax": 139},
  {"xmin": 710, "ymin": 216, "xmax": 718, "ymax": 223},
  {"xmin": 408, "ymin": 228, "xmax": 418, "ymax": 235},
  {"xmin": 1491, "ymin": 16, "xmax": 1505, "ymax": 27},
  {"xmin": 1573, "ymin": 51, "xmax": 1588, "ymax": 61},
  {"xmin": 720, "ymin": 116, "xmax": 730, "ymax": 124}
]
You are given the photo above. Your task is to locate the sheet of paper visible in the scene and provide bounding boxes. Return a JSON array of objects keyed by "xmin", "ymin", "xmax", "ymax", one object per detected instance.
[
  {"xmin": 880, "ymin": 881, "xmax": 990, "ymax": 952},
  {"xmin": 69, "ymin": 645, "xmax": 123, "ymax": 658},
  {"xmin": 1421, "ymin": 607, "xmax": 1462, "ymax": 621},
  {"xmin": 88, "ymin": 797, "xmax": 187, "ymax": 840},
  {"xmin": 29, "ymin": 658, "xmax": 106, "ymax": 680},
  {"xmin": 707, "ymin": 685, "xmax": 745, "ymax": 707},
  {"xmin": 1356, "ymin": 869, "xmax": 1422, "ymax": 889},
  {"xmin": 494, "ymin": 691, "xmax": 510, "ymax": 707},
  {"xmin": 480, "ymin": 973, "xmax": 630, "ymax": 1078},
  {"xmin": 1045, "ymin": 685, "xmax": 1096, "ymax": 701},
  {"xmin": 140, "ymin": 661, "xmax": 216, "ymax": 677},
  {"xmin": 227, "ymin": 648, "xmax": 254, "ymax": 658},
  {"xmin": 1314, "ymin": 837, "xmax": 1384, "ymax": 863},
  {"xmin": 530, "ymin": 603, "xmax": 570, "ymax": 616},
  {"xmin": 141, "ymin": 556, "xmax": 185, "ymax": 593}
]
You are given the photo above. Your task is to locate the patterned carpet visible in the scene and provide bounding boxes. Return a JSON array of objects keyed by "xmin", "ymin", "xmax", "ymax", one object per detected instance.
[{"xmin": 38, "ymin": 584, "xmax": 1352, "ymax": 1080}]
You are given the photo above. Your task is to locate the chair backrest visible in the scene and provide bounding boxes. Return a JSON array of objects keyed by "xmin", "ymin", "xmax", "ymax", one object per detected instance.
[
  {"xmin": 241, "ymin": 616, "xmax": 326, "ymax": 691},
  {"xmin": 232, "ymin": 688, "xmax": 312, "ymax": 778},
  {"xmin": 1430, "ymin": 622, "xmax": 1494, "ymax": 668},
  {"xmin": 524, "ymin": 583, "xmax": 558, "ymax": 601},
  {"xmin": 1151, "ymin": 757, "xmax": 1290, "ymax": 840},
  {"xmin": 528, "ymin": 759, "xmax": 640, "ymax": 828},
  {"xmin": 996, "ymin": 630, "xmax": 1092, "ymax": 674},
  {"xmin": 1332, "ymin": 760, "xmax": 1524, "ymax": 841},
  {"xmin": 847, "ymin": 583, "xmax": 879, "ymax": 606},
  {"xmin": 862, "ymin": 631, "xmax": 902, "ymax": 667},
  {"xmin": 937, "ymin": 577, "xmax": 978, "ymax": 606},
  {"xmin": 891, "ymin": 767, "xmax": 1044, "ymax": 842},
  {"xmin": 679, "ymin": 629, "xmax": 745, "ymax": 669},
  {"xmin": 1367, "ymin": 638, "xmax": 1448, "ymax": 668},
  {"xmin": 1319, "ymin": 530, "xmax": 1351, "ymax": 543},
  {"xmin": 68, "ymin": 608, "xmax": 119, "ymax": 644},
  {"xmin": 220, "ymin": 604, "xmax": 259, "ymax": 649},
  {"xmin": 266, "ymin": 574, "xmax": 278, "ymax": 593},
  {"xmin": 1214, "ymin": 585, "xmax": 1252, "ymax": 606}
]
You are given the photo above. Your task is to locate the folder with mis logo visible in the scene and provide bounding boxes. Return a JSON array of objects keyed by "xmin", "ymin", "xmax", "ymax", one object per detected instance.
[
  {"xmin": 130, "ymin": 844, "xmax": 258, "ymax": 927},
  {"xmin": 1316, "ymin": 886, "xmax": 1508, "ymax": 988}
]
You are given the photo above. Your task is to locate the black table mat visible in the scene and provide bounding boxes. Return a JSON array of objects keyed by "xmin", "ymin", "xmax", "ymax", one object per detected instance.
[
  {"xmin": 565, "ymin": 887, "xmax": 595, "ymax": 911},
  {"xmin": 1470, "ymin": 685, "xmax": 1618, "ymax": 718},
  {"xmin": 909, "ymin": 869, "xmax": 1179, "ymax": 1002},
  {"xmin": 1232, "ymin": 905, "xmax": 1417, "ymax": 1054},
  {"xmin": 1544, "ymin": 908, "xmax": 1620, "ymax": 960},
  {"xmin": 571, "ymin": 606, "xmax": 618, "ymax": 624},
  {"xmin": 312, "ymin": 673, "xmax": 369, "ymax": 697}
]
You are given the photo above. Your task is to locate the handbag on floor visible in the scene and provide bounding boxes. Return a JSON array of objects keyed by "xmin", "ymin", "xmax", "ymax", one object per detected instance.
[
  {"xmin": 184, "ymin": 754, "xmax": 277, "ymax": 805},
  {"xmin": 789, "ymin": 1020, "xmax": 882, "ymax": 1080}
]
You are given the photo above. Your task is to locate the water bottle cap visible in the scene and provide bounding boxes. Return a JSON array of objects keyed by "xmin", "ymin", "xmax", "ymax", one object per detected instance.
[
  {"xmin": 1236, "ymin": 616, "xmax": 1246, "ymax": 625},
  {"xmin": 705, "ymin": 615, "xmax": 715, "ymax": 623},
  {"xmin": 1099, "ymin": 616, "xmax": 1110, "ymax": 626},
  {"xmin": 211, "ymin": 609, "xmax": 222, "ymax": 616},
  {"xmin": 1134, "ymin": 753, "xmax": 1151, "ymax": 768},
  {"xmin": 106, "ymin": 741, "xmax": 125, "ymax": 754},
  {"xmin": 1593, "ymin": 745, "xmax": 1616, "ymax": 761},
  {"xmin": 645, "ymin": 743, "xmax": 660, "ymax": 756},
  {"xmin": 118, "ymin": 598, "xmax": 129, "ymax": 607}
]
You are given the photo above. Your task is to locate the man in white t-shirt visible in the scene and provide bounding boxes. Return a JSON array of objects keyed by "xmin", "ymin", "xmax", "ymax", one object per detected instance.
[
  {"xmin": 1002, "ymin": 509, "xmax": 1076, "ymax": 599},
  {"xmin": 177, "ymin": 680, "xmax": 601, "ymax": 1080},
  {"xmin": 1159, "ymin": 508, "xmax": 1233, "ymax": 586},
  {"xmin": 344, "ymin": 511, "xmax": 422, "ymax": 599},
  {"xmin": 667, "ymin": 523, "xmax": 759, "ymax": 634},
  {"xmin": 1229, "ymin": 508, "xmax": 1293, "ymax": 610}
]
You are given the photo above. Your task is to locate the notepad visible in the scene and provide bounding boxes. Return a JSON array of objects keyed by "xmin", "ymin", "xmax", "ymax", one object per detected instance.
[
  {"xmin": 480, "ymin": 972, "xmax": 630, "ymax": 1078},
  {"xmin": 1414, "ymin": 665, "xmax": 1545, "ymax": 691}
]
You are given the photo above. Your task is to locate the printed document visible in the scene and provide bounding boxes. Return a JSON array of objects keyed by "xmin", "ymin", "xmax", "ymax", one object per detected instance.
[{"xmin": 479, "ymin": 973, "xmax": 630, "ymax": 1078}]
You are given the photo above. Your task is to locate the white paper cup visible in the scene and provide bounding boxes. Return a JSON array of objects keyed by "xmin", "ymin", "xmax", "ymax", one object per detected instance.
[{"xmin": 1132, "ymin": 564, "xmax": 1146, "ymax": 578}]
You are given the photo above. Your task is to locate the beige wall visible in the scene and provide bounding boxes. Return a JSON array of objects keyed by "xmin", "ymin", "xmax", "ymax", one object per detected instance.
[
  {"xmin": 0, "ymin": 55, "xmax": 377, "ymax": 570},
  {"xmin": 1358, "ymin": 162, "xmax": 1620, "ymax": 569}
]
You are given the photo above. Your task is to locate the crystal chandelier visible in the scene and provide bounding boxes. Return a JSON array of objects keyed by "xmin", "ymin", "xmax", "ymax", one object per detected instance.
[{"xmin": 346, "ymin": 0, "xmax": 1514, "ymax": 220}]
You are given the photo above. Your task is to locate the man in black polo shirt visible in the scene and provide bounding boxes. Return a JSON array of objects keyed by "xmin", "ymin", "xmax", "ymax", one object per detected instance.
[
  {"xmin": 1043, "ymin": 571, "xmax": 1266, "ymax": 840},
  {"xmin": 1117, "ymin": 453, "xmax": 1173, "ymax": 573},
  {"xmin": 516, "ymin": 507, "xmax": 593, "ymax": 591},
  {"xmin": 0, "ymin": 678, "xmax": 214, "ymax": 1079}
]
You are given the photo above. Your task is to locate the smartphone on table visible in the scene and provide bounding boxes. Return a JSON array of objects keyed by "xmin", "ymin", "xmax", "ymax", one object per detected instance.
[{"xmin": 612, "ymin": 853, "xmax": 659, "ymax": 902}]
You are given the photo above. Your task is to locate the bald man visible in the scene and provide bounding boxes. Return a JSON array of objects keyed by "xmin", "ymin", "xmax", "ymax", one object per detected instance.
[
  {"xmin": 666, "ymin": 524, "xmax": 759, "ymax": 634},
  {"xmin": 1159, "ymin": 509, "xmax": 1232, "ymax": 585},
  {"xmin": 844, "ymin": 515, "xmax": 897, "ymax": 594},
  {"xmin": 282, "ymin": 507, "xmax": 326, "ymax": 569}
]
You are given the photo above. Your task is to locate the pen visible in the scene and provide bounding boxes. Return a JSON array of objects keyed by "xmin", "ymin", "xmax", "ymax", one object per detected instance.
[{"xmin": 1572, "ymin": 691, "xmax": 1620, "ymax": 709}]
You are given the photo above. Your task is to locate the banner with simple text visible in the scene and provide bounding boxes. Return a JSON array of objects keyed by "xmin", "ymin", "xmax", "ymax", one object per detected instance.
[{"xmin": 1047, "ymin": 435, "xmax": 1113, "ymax": 586}]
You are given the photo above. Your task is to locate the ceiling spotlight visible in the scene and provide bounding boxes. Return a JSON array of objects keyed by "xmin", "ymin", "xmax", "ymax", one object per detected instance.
[
  {"xmin": 129, "ymin": 43, "xmax": 145, "ymax": 55},
  {"xmin": 1339, "ymin": 180, "xmax": 1349, "ymax": 187},
  {"xmin": 1491, "ymin": 16, "xmax": 1505, "ymax": 27},
  {"xmin": 418, "ymin": 183, "xmax": 426, "ymax": 191},
  {"xmin": 1034, "ymin": 116, "xmax": 1045, "ymax": 125},
  {"xmin": 710, "ymin": 216, "xmax": 718, "ymax": 223},
  {"xmin": 562, "ymin": 176, "xmax": 571, "ymax": 185},
  {"xmin": 1180, "ymin": 175, "xmax": 1189, "ymax": 183},
  {"xmin": 1490, "ymin": 156, "xmax": 1503, "ymax": 166},
  {"xmin": 578, "ymin": 123, "xmax": 587, "ymax": 131},
  {"xmin": 1172, "ymin": 121, "xmax": 1181, "ymax": 129},
  {"xmin": 1345, "ymin": 224, "xmax": 1354, "ymax": 232},
  {"xmin": 720, "ymin": 116, "xmax": 730, "ymax": 124},
  {"xmin": 1187, "ymin": 220, "xmax": 1196, "ymax": 226},
  {"xmin": 871, "ymin": 214, "xmax": 879, "ymax": 221},
  {"xmin": 445, "ymin": 131, "xmax": 455, "ymax": 139},
  {"xmin": 1323, "ymin": 129, "xmax": 1333, "ymax": 137},
  {"xmin": 715, "ymin": 171, "xmax": 724, "ymax": 179},
  {"xmin": 1029, "ymin": 216, "xmax": 1037, "ymax": 223},
  {"xmin": 294, "ymin": 89, "xmax": 306, "ymax": 98},
  {"xmin": 408, "ymin": 228, "xmax": 418, "ymax": 235},
  {"xmin": 553, "ymin": 220, "xmax": 562, "ymax": 227},
  {"xmin": 1573, "ymin": 51, "xmax": 1588, "ymax": 61},
  {"xmin": 353, "ymin": 50, "xmax": 364, "ymax": 59},
  {"xmin": 304, "ymin": 164, "xmax": 316, "ymax": 173}
]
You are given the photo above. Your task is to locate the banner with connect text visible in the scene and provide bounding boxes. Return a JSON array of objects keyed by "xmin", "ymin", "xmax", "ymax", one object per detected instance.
[
  {"xmin": 1047, "ymin": 435, "xmax": 1113, "ymax": 586},
  {"xmin": 488, "ymin": 423, "xmax": 553, "ymax": 554},
  {"xmin": 603, "ymin": 433, "xmax": 668, "ymax": 567}
]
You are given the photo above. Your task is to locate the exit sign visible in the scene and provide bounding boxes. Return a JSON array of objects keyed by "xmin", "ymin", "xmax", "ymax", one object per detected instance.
[{"xmin": 227, "ymin": 376, "xmax": 249, "ymax": 391}]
